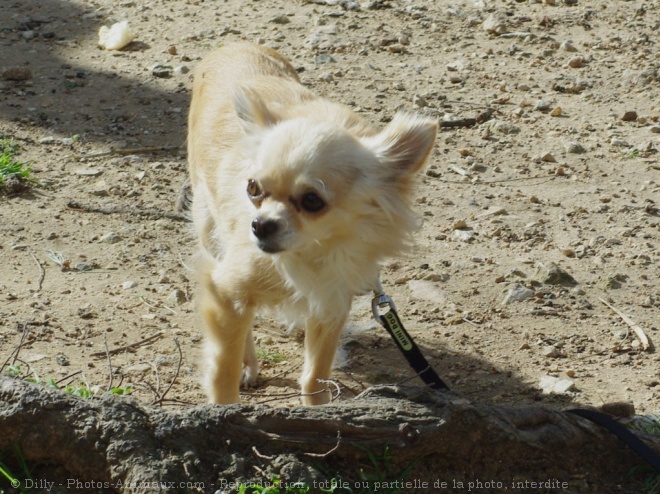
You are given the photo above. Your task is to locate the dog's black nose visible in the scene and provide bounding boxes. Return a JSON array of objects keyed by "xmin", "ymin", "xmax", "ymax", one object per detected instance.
[{"xmin": 251, "ymin": 218, "xmax": 279, "ymax": 239}]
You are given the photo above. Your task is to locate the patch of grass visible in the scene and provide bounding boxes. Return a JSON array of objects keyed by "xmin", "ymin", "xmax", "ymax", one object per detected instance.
[
  {"xmin": 257, "ymin": 348, "xmax": 286, "ymax": 364},
  {"xmin": 0, "ymin": 447, "xmax": 33, "ymax": 494},
  {"xmin": 353, "ymin": 445, "xmax": 417, "ymax": 494},
  {"xmin": 3, "ymin": 365, "xmax": 132, "ymax": 399},
  {"xmin": 238, "ymin": 475, "xmax": 310, "ymax": 493},
  {"xmin": 0, "ymin": 135, "xmax": 32, "ymax": 189}
]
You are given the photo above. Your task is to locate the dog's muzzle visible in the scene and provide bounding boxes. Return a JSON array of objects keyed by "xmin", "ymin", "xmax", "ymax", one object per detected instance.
[{"xmin": 251, "ymin": 218, "xmax": 283, "ymax": 253}]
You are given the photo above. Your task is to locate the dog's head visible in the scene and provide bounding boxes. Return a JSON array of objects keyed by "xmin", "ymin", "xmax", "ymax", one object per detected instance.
[{"xmin": 234, "ymin": 90, "xmax": 437, "ymax": 258}]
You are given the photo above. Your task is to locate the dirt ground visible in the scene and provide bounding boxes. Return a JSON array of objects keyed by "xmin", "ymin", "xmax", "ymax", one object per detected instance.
[{"xmin": 1, "ymin": 0, "xmax": 658, "ymax": 454}]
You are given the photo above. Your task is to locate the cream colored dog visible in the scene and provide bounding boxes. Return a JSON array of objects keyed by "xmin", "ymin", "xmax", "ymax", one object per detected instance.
[{"xmin": 187, "ymin": 43, "xmax": 437, "ymax": 405}]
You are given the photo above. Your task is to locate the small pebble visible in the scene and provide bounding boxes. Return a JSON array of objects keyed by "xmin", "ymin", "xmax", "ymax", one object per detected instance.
[
  {"xmin": 600, "ymin": 401, "xmax": 635, "ymax": 418},
  {"xmin": 621, "ymin": 111, "xmax": 638, "ymax": 122},
  {"xmin": 610, "ymin": 138, "xmax": 630, "ymax": 147},
  {"xmin": 567, "ymin": 56, "xmax": 585, "ymax": 68},
  {"xmin": 502, "ymin": 284, "xmax": 535, "ymax": 304},
  {"xmin": 550, "ymin": 107, "xmax": 562, "ymax": 117},
  {"xmin": 563, "ymin": 141, "xmax": 586, "ymax": 154},
  {"xmin": 534, "ymin": 99, "xmax": 553, "ymax": 112},
  {"xmin": 539, "ymin": 375, "xmax": 575, "ymax": 394},
  {"xmin": 100, "ymin": 232, "xmax": 122, "ymax": 244}
]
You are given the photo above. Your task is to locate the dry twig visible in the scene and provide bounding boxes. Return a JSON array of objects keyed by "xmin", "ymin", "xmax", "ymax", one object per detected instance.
[
  {"xmin": 29, "ymin": 252, "xmax": 46, "ymax": 292},
  {"xmin": 80, "ymin": 145, "xmax": 181, "ymax": 159},
  {"xmin": 66, "ymin": 201, "xmax": 187, "ymax": 222},
  {"xmin": 90, "ymin": 332, "xmax": 164, "ymax": 357},
  {"xmin": 152, "ymin": 339, "xmax": 183, "ymax": 405},
  {"xmin": 599, "ymin": 298, "xmax": 651, "ymax": 351},
  {"xmin": 303, "ymin": 431, "xmax": 342, "ymax": 458}
]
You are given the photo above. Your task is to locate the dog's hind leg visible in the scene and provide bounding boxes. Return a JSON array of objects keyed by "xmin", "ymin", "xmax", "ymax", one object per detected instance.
[{"xmin": 300, "ymin": 315, "xmax": 347, "ymax": 405}]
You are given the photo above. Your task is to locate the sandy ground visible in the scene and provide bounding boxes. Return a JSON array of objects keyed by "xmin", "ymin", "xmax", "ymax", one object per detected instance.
[{"xmin": 1, "ymin": 0, "xmax": 658, "ymax": 427}]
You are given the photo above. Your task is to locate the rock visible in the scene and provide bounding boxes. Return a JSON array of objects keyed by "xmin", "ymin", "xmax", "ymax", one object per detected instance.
[
  {"xmin": 454, "ymin": 230, "xmax": 475, "ymax": 242},
  {"xmin": 167, "ymin": 289, "xmax": 188, "ymax": 305},
  {"xmin": 74, "ymin": 263, "xmax": 93, "ymax": 272},
  {"xmin": 314, "ymin": 54, "xmax": 336, "ymax": 64},
  {"xmin": 539, "ymin": 375, "xmax": 575, "ymax": 394},
  {"xmin": 610, "ymin": 138, "xmax": 630, "ymax": 147},
  {"xmin": 100, "ymin": 232, "xmax": 122, "ymax": 244},
  {"xmin": 151, "ymin": 64, "xmax": 173, "ymax": 78},
  {"xmin": 599, "ymin": 274, "xmax": 627, "ymax": 290},
  {"xmin": 1, "ymin": 67, "xmax": 32, "ymax": 81},
  {"xmin": 534, "ymin": 262, "xmax": 577, "ymax": 286},
  {"xmin": 650, "ymin": 125, "xmax": 660, "ymax": 134},
  {"xmin": 502, "ymin": 284, "xmax": 535, "ymax": 304},
  {"xmin": 468, "ymin": 162, "xmax": 488, "ymax": 173},
  {"xmin": 550, "ymin": 107, "xmax": 562, "ymax": 117},
  {"xmin": 534, "ymin": 100, "xmax": 553, "ymax": 112},
  {"xmin": 307, "ymin": 26, "xmax": 340, "ymax": 50},
  {"xmin": 122, "ymin": 280, "xmax": 137, "ymax": 290},
  {"xmin": 75, "ymin": 168, "xmax": 103, "ymax": 176},
  {"xmin": 542, "ymin": 346, "xmax": 562, "ymax": 358},
  {"xmin": 567, "ymin": 56, "xmax": 585, "ymax": 68},
  {"xmin": 270, "ymin": 15, "xmax": 290, "ymax": 24},
  {"xmin": 483, "ymin": 14, "xmax": 508, "ymax": 35},
  {"xmin": 621, "ymin": 111, "xmax": 637, "ymax": 122},
  {"xmin": 600, "ymin": 402, "xmax": 635, "ymax": 418},
  {"xmin": 560, "ymin": 40, "xmax": 578, "ymax": 52},
  {"xmin": 173, "ymin": 65, "xmax": 189, "ymax": 75},
  {"xmin": 563, "ymin": 141, "xmax": 586, "ymax": 154},
  {"xmin": 533, "ymin": 152, "xmax": 556, "ymax": 163},
  {"xmin": 452, "ymin": 220, "xmax": 469, "ymax": 230},
  {"xmin": 446, "ymin": 61, "xmax": 466, "ymax": 72},
  {"xmin": 488, "ymin": 120, "xmax": 521, "ymax": 135},
  {"xmin": 412, "ymin": 94, "xmax": 427, "ymax": 108}
]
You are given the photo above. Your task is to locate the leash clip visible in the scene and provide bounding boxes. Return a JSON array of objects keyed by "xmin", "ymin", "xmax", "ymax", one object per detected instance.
[
  {"xmin": 372, "ymin": 278, "xmax": 396, "ymax": 322},
  {"xmin": 372, "ymin": 292, "xmax": 397, "ymax": 322}
]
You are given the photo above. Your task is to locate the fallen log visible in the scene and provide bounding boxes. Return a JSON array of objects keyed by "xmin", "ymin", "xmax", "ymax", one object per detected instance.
[{"xmin": 0, "ymin": 378, "xmax": 657, "ymax": 493}]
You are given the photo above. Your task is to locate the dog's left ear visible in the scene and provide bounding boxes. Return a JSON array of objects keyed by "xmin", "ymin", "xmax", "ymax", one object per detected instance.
[
  {"xmin": 233, "ymin": 87, "xmax": 278, "ymax": 134},
  {"xmin": 367, "ymin": 113, "xmax": 437, "ymax": 179}
]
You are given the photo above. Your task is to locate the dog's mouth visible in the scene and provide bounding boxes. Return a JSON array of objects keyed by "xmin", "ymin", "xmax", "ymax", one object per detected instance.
[{"xmin": 255, "ymin": 240, "xmax": 284, "ymax": 254}]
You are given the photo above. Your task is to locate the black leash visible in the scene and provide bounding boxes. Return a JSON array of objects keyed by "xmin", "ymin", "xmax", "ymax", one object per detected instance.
[
  {"xmin": 372, "ymin": 290, "xmax": 449, "ymax": 391},
  {"xmin": 371, "ymin": 282, "xmax": 660, "ymax": 474}
]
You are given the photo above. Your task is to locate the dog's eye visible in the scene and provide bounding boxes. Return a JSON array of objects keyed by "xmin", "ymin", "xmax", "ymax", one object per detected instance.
[
  {"xmin": 300, "ymin": 192, "xmax": 326, "ymax": 213},
  {"xmin": 247, "ymin": 179, "xmax": 262, "ymax": 198}
]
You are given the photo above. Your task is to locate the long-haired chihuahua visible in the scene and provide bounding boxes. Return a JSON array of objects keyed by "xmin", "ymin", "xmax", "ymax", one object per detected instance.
[{"xmin": 187, "ymin": 43, "xmax": 437, "ymax": 405}]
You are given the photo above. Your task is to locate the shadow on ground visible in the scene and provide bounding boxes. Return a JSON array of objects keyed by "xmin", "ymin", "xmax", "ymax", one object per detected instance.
[{"xmin": 0, "ymin": 0, "xmax": 188, "ymax": 148}]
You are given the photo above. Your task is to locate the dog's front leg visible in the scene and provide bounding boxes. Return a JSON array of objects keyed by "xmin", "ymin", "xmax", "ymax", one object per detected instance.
[
  {"xmin": 300, "ymin": 315, "xmax": 347, "ymax": 405},
  {"xmin": 200, "ymin": 282, "xmax": 255, "ymax": 404}
]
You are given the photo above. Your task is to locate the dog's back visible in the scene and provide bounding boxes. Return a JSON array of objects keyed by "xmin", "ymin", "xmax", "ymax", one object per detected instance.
[{"xmin": 188, "ymin": 44, "xmax": 309, "ymax": 185}]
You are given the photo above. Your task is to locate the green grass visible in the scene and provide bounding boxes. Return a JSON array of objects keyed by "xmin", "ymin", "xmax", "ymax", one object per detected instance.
[
  {"xmin": 626, "ymin": 416, "xmax": 660, "ymax": 493},
  {"xmin": 257, "ymin": 348, "xmax": 286, "ymax": 364},
  {"xmin": 0, "ymin": 134, "xmax": 32, "ymax": 188},
  {"xmin": 4, "ymin": 365, "xmax": 132, "ymax": 399},
  {"xmin": 0, "ymin": 447, "xmax": 33, "ymax": 494}
]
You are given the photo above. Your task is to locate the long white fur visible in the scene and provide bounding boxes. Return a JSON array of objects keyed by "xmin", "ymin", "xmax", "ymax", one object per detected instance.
[{"xmin": 187, "ymin": 43, "xmax": 437, "ymax": 405}]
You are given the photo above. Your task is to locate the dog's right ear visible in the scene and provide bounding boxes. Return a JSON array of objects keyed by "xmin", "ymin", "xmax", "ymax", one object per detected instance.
[{"xmin": 233, "ymin": 88, "xmax": 278, "ymax": 134}]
